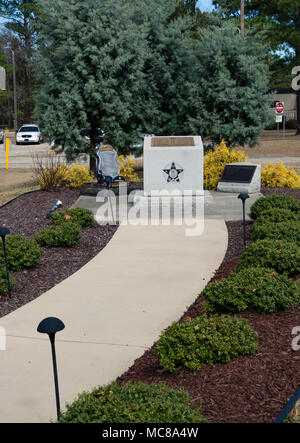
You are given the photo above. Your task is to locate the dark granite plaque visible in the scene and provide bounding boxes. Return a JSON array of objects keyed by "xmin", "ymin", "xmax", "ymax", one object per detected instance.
[
  {"xmin": 220, "ymin": 165, "xmax": 257, "ymax": 184},
  {"xmin": 151, "ymin": 137, "xmax": 195, "ymax": 147}
]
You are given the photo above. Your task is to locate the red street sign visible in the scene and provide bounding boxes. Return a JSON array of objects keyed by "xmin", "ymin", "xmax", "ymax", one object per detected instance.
[{"xmin": 276, "ymin": 102, "xmax": 284, "ymax": 114}]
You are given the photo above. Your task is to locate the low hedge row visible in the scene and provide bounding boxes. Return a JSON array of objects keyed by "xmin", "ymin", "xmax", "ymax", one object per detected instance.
[
  {"xmin": 250, "ymin": 194, "xmax": 300, "ymax": 220},
  {"xmin": 251, "ymin": 220, "xmax": 300, "ymax": 243},
  {"xmin": 154, "ymin": 315, "xmax": 259, "ymax": 373},
  {"xmin": 36, "ymin": 208, "xmax": 94, "ymax": 247},
  {"xmin": 0, "ymin": 267, "xmax": 15, "ymax": 295},
  {"xmin": 255, "ymin": 208, "xmax": 300, "ymax": 225},
  {"xmin": 0, "ymin": 208, "xmax": 95, "ymax": 296},
  {"xmin": 51, "ymin": 208, "xmax": 94, "ymax": 228},
  {"xmin": 0, "ymin": 235, "xmax": 43, "ymax": 272},
  {"xmin": 237, "ymin": 239, "xmax": 300, "ymax": 275},
  {"xmin": 35, "ymin": 222, "xmax": 82, "ymax": 247},
  {"xmin": 203, "ymin": 267, "xmax": 300, "ymax": 315},
  {"xmin": 58, "ymin": 382, "xmax": 208, "ymax": 423}
]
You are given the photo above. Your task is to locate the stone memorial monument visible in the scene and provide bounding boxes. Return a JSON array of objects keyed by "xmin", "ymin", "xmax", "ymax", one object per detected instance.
[
  {"xmin": 217, "ymin": 162, "xmax": 261, "ymax": 194},
  {"xmin": 143, "ymin": 136, "xmax": 203, "ymax": 195}
]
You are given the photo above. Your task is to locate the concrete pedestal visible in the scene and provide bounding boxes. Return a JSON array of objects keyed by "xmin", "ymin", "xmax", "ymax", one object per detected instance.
[{"xmin": 144, "ymin": 136, "xmax": 203, "ymax": 196}]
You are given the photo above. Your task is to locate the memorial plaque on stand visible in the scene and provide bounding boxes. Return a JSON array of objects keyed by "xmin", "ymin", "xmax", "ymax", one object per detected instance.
[
  {"xmin": 217, "ymin": 162, "xmax": 261, "ymax": 194},
  {"xmin": 220, "ymin": 165, "xmax": 257, "ymax": 184}
]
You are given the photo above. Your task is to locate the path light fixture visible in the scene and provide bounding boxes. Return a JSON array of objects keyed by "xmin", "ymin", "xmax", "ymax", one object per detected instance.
[
  {"xmin": 0, "ymin": 227, "xmax": 12, "ymax": 298},
  {"xmin": 46, "ymin": 200, "xmax": 63, "ymax": 219},
  {"xmin": 37, "ymin": 317, "xmax": 65, "ymax": 421},
  {"xmin": 238, "ymin": 193, "xmax": 250, "ymax": 246}
]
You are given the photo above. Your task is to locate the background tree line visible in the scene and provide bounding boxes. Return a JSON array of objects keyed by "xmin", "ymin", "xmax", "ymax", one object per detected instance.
[{"xmin": 0, "ymin": 0, "xmax": 292, "ymax": 161}]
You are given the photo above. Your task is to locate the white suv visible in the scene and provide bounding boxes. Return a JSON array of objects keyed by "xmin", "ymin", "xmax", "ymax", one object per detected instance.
[{"xmin": 16, "ymin": 124, "xmax": 42, "ymax": 145}]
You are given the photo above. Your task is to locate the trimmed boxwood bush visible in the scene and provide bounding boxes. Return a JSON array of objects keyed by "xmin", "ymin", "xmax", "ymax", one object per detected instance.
[
  {"xmin": 58, "ymin": 382, "xmax": 208, "ymax": 423},
  {"xmin": 203, "ymin": 267, "xmax": 300, "ymax": 315},
  {"xmin": 0, "ymin": 235, "xmax": 43, "ymax": 271},
  {"xmin": 51, "ymin": 208, "xmax": 94, "ymax": 228},
  {"xmin": 154, "ymin": 315, "xmax": 258, "ymax": 373},
  {"xmin": 237, "ymin": 239, "xmax": 300, "ymax": 275},
  {"xmin": 255, "ymin": 208, "xmax": 300, "ymax": 225},
  {"xmin": 251, "ymin": 221, "xmax": 300, "ymax": 243},
  {"xmin": 35, "ymin": 222, "xmax": 81, "ymax": 247},
  {"xmin": 250, "ymin": 195, "xmax": 300, "ymax": 220},
  {"xmin": 0, "ymin": 267, "xmax": 15, "ymax": 295}
]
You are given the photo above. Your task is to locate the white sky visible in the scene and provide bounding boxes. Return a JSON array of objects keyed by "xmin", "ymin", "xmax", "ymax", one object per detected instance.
[{"xmin": 197, "ymin": 0, "xmax": 214, "ymax": 12}]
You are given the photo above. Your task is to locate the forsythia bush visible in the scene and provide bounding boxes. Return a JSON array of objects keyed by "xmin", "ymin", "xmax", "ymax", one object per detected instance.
[
  {"xmin": 261, "ymin": 162, "xmax": 300, "ymax": 189},
  {"xmin": 62, "ymin": 164, "xmax": 94, "ymax": 189},
  {"xmin": 204, "ymin": 140, "xmax": 248, "ymax": 190},
  {"xmin": 118, "ymin": 155, "xmax": 139, "ymax": 182},
  {"xmin": 39, "ymin": 164, "xmax": 94, "ymax": 190}
]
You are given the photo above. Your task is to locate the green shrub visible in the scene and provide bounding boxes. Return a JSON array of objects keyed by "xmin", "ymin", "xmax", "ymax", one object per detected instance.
[
  {"xmin": 154, "ymin": 315, "xmax": 258, "ymax": 373},
  {"xmin": 0, "ymin": 267, "xmax": 15, "ymax": 295},
  {"xmin": 35, "ymin": 222, "xmax": 81, "ymax": 247},
  {"xmin": 251, "ymin": 221, "xmax": 300, "ymax": 243},
  {"xmin": 51, "ymin": 208, "xmax": 94, "ymax": 228},
  {"xmin": 0, "ymin": 235, "xmax": 43, "ymax": 271},
  {"xmin": 58, "ymin": 382, "xmax": 208, "ymax": 423},
  {"xmin": 203, "ymin": 267, "xmax": 300, "ymax": 315},
  {"xmin": 237, "ymin": 239, "xmax": 300, "ymax": 275},
  {"xmin": 255, "ymin": 208, "xmax": 300, "ymax": 225},
  {"xmin": 250, "ymin": 195, "xmax": 300, "ymax": 220}
]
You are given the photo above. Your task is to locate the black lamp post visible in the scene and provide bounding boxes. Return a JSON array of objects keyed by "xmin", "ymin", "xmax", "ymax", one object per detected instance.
[
  {"xmin": 238, "ymin": 193, "xmax": 250, "ymax": 246},
  {"xmin": 0, "ymin": 227, "xmax": 12, "ymax": 298},
  {"xmin": 37, "ymin": 317, "xmax": 65, "ymax": 421}
]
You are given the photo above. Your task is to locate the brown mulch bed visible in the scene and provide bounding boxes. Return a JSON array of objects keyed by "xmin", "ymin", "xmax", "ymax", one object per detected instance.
[
  {"xmin": 261, "ymin": 187, "xmax": 300, "ymax": 200},
  {"xmin": 117, "ymin": 189, "xmax": 300, "ymax": 423},
  {"xmin": 0, "ymin": 189, "xmax": 117, "ymax": 318}
]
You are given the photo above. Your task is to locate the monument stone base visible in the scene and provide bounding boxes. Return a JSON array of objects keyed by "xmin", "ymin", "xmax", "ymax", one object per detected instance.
[{"xmin": 217, "ymin": 162, "xmax": 261, "ymax": 194}]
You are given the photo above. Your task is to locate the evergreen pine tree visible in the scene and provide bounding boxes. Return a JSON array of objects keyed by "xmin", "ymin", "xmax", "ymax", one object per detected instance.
[
  {"xmin": 187, "ymin": 23, "xmax": 272, "ymax": 147},
  {"xmin": 35, "ymin": 0, "xmax": 148, "ymax": 161}
]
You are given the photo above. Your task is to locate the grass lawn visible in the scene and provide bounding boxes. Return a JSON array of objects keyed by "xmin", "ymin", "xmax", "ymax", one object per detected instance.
[
  {"xmin": 236, "ymin": 130, "xmax": 300, "ymax": 158},
  {"xmin": 0, "ymin": 168, "xmax": 38, "ymax": 206}
]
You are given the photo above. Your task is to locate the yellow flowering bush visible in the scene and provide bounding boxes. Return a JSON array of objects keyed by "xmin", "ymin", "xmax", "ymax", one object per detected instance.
[
  {"xmin": 118, "ymin": 155, "xmax": 139, "ymax": 182},
  {"xmin": 62, "ymin": 164, "xmax": 94, "ymax": 189},
  {"xmin": 261, "ymin": 163, "xmax": 300, "ymax": 189},
  {"xmin": 38, "ymin": 164, "xmax": 94, "ymax": 190},
  {"xmin": 204, "ymin": 140, "xmax": 248, "ymax": 190}
]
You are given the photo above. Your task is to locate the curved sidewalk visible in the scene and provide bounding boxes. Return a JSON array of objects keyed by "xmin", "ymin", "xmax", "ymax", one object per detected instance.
[{"xmin": 0, "ymin": 220, "xmax": 227, "ymax": 423}]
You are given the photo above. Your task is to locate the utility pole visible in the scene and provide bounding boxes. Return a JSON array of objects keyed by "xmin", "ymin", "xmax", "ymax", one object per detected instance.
[
  {"xmin": 241, "ymin": 0, "xmax": 245, "ymax": 39},
  {"xmin": 12, "ymin": 50, "xmax": 17, "ymax": 133}
]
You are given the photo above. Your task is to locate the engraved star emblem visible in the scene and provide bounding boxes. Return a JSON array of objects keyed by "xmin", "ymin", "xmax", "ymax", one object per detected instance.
[{"xmin": 163, "ymin": 162, "xmax": 184, "ymax": 183}]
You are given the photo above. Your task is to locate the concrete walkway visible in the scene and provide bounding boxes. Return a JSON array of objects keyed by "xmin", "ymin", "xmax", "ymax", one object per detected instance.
[
  {"xmin": 75, "ymin": 190, "xmax": 262, "ymax": 222},
  {"xmin": 0, "ymin": 220, "xmax": 227, "ymax": 422}
]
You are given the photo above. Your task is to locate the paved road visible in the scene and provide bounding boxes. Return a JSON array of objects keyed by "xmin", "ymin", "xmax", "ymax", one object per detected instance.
[{"xmin": 0, "ymin": 142, "xmax": 88, "ymax": 168}]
